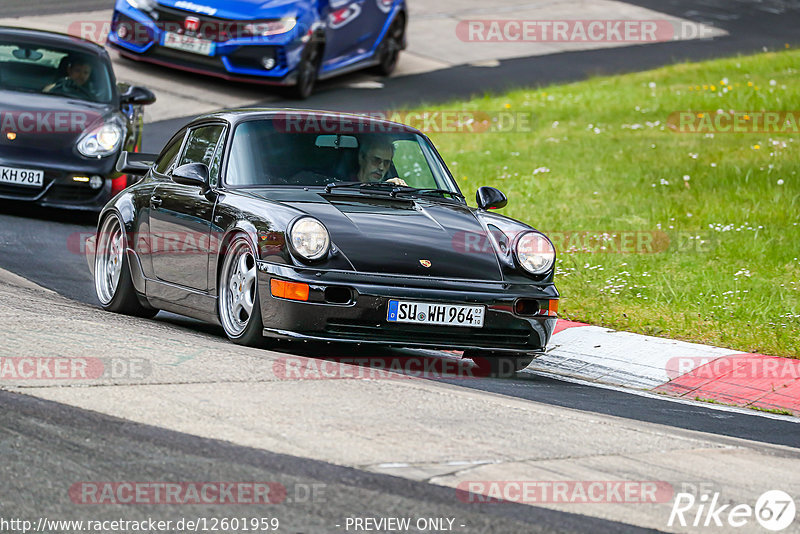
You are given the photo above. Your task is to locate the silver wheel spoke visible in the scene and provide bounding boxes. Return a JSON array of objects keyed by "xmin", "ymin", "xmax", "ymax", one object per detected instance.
[
  {"xmin": 237, "ymin": 254, "xmax": 249, "ymax": 280},
  {"xmin": 232, "ymin": 299, "xmax": 245, "ymax": 319},
  {"xmin": 243, "ymin": 266, "xmax": 257, "ymax": 288},
  {"xmin": 242, "ymin": 291, "xmax": 254, "ymax": 315}
]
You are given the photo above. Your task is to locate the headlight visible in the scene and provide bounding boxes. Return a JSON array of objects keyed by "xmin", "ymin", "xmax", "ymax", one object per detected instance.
[
  {"xmin": 77, "ymin": 122, "xmax": 125, "ymax": 158},
  {"xmin": 244, "ymin": 18, "xmax": 297, "ymax": 36},
  {"xmin": 289, "ymin": 217, "xmax": 330, "ymax": 261},
  {"xmin": 126, "ymin": 0, "xmax": 157, "ymax": 11},
  {"xmin": 515, "ymin": 232, "xmax": 555, "ymax": 275}
]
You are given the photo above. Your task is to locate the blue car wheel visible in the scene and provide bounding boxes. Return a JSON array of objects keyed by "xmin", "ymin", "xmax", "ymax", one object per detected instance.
[{"xmin": 290, "ymin": 43, "xmax": 322, "ymax": 100}]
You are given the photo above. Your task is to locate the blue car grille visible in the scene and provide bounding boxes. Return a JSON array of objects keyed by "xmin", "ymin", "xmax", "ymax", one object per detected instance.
[{"xmin": 152, "ymin": 6, "xmax": 250, "ymax": 42}]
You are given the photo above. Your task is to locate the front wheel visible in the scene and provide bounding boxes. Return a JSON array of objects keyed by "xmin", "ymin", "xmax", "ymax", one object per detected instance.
[
  {"xmin": 288, "ymin": 44, "xmax": 321, "ymax": 100},
  {"xmin": 94, "ymin": 214, "xmax": 158, "ymax": 318},
  {"xmin": 218, "ymin": 234, "xmax": 264, "ymax": 346},
  {"xmin": 373, "ymin": 15, "xmax": 405, "ymax": 76},
  {"xmin": 465, "ymin": 351, "xmax": 536, "ymax": 378}
]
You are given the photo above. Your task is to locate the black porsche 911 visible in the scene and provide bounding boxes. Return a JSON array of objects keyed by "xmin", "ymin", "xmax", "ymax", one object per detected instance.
[
  {"xmin": 87, "ymin": 110, "xmax": 559, "ymax": 375},
  {"xmin": 0, "ymin": 27, "xmax": 155, "ymax": 210}
]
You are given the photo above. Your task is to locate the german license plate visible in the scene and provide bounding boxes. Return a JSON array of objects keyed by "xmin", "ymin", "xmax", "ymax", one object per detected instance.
[
  {"xmin": 387, "ymin": 300, "xmax": 485, "ymax": 328},
  {"xmin": 0, "ymin": 166, "xmax": 43, "ymax": 187},
  {"xmin": 163, "ymin": 32, "xmax": 214, "ymax": 56}
]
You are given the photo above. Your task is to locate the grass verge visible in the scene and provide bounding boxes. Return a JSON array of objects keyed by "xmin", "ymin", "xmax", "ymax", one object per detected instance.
[{"xmin": 416, "ymin": 49, "xmax": 799, "ymax": 357}]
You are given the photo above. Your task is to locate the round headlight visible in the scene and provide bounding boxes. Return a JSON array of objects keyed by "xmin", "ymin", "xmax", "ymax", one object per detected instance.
[
  {"xmin": 515, "ymin": 232, "xmax": 555, "ymax": 275},
  {"xmin": 289, "ymin": 217, "xmax": 330, "ymax": 261}
]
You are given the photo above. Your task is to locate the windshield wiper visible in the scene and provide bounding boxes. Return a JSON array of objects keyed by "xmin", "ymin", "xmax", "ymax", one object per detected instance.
[
  {"xmin": 324, "ymin": 182, "xmax": 464, "ymax": 201},
  {"xmin": 324, "ymin": 181, "xmax": 397, "ymax": 193},
  {"xmin": 389, "ymin": 187, "xmax": 465, "ymax": 200}
]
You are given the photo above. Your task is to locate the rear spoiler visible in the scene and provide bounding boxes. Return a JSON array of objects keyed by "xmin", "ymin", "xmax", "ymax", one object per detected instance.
[{"xmin": 116, "ymin": 151, "xmax": 157, "ymax": 175}]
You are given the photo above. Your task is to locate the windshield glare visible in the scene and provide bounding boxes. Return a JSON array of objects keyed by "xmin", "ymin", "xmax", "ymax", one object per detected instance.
[
  {"xmin": 226, "ymin": 119, "xmax": 459, "ymax": 195},
  {"xmin": 0, "ymin": 42, "xmax": 114, "ymax": 103}
]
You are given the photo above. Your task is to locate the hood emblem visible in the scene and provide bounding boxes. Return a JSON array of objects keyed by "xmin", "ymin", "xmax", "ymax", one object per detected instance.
[
  {"xmin": 185, "ymin": 16, "xmax": 201, "ymax": 32},
  {"xmin": 419, "ymin": 260, "xmax": 432, "ymax": 268}
]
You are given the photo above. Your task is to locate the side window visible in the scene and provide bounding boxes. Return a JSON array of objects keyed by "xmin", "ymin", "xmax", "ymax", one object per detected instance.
[
  {"xmin": 208, "ymin": 132, "xmax": 226, "ymax": 187},
  {"xmin": 154, "ymin": 134, "xmax": 184, "ymax": 175},
  {"xmin": 392, "ymin": 139, "xmax": 437, "ymax": 189},
  {"xmin": 179, "ymin": 125, "xmax": 225, "ymax": 185}
]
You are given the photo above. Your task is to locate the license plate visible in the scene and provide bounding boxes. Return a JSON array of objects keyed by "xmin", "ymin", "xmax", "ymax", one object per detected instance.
[
  {"xmin": 387, "ymin": 300, "xmax": 485, "ymax": 328},
  {"xmin": 0, "ymin": 166, "xmax": 44, "ymax": 188},
  {"xmin": 163, "ymin": 32, "xmax": 214, "ymax": 56}
]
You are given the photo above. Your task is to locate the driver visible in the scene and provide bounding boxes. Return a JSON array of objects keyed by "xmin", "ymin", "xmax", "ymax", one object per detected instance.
[
  {"xmin": 44, "ymin": 57, "xmax": 96, "ymax": 100},
  {"xmin": 357, "ymin": 137, "xmax": 408, "ymax": 186}
]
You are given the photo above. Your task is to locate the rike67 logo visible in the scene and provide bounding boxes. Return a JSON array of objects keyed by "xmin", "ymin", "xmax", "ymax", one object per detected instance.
[{"xmin": 669, "ymin": 489, "xmax": 796, "ymax": 531}]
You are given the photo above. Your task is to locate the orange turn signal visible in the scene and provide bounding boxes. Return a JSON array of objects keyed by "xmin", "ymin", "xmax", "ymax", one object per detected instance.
[
  {"xmin": 270, "ymin": 279, "xmax": 310, "ymax": 301},
  {"xmin": 548, "ymin": 300, "xmax": 559, "ymax": 317}
]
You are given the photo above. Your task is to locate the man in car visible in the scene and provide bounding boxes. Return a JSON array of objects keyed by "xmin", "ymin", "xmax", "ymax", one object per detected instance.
[
  {"xmin": 357, "ymin": 137, "xmax": 408, "ymax": 186},
  {"xmin": 44, "ymin": 57, "xmax": 96, "ymax": 100}
]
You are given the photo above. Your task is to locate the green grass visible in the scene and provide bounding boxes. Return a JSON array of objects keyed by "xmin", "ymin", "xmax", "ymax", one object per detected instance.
[{"xmin": 415, "ymin": 49, "xmax": 800, "ymax": 357}]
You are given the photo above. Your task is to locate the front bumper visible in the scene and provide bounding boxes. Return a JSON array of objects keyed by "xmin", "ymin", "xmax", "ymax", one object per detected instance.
[
  {"xmin": 108, "ymin": 6, "xmax": 302, "ymax": 85},
  {"xmin": 0, "ymin": 160, "xmax": 119, "ymax": 211},
  {"xmin": 256, "ymin": 261, "xmax": 559, "ymax": 354}
]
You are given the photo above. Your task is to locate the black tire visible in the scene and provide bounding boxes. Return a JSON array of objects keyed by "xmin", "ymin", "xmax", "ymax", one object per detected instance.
[
  {"xmin": 465, "ymin": 351, "xmax": 536, "ymax": 378},
  {"xmin": 373, "ymin": 14, "xmax": 405, "ymax": 76},
  {"xmin": 94, "ymin": 214, "xmax": 158, "ymax": 318},
  {"xmin": 218, "ymin": 233, "xmax": 265, "ymax": 347},
  {"xmin": 288, "ymin": 43, "xmax": 321, "ymax": 100}
]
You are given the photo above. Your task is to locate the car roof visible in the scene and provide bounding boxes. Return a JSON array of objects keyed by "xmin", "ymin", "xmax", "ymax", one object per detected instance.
[
  {"xmin": 186, "ymin": 108, "xmax": 424, "ymax": 136},
  {"xmin": 0, "ymin": 26, "xmax": 108, "ymax": 57}
]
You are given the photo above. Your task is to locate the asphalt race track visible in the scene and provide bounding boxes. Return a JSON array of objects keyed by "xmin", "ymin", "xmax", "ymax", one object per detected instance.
[{"xmin": 1, "ymin": 0, "xmax": 800, "ymax": 532}]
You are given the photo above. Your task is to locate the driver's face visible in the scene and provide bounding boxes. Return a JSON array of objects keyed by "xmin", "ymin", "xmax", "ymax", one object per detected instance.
[
  {"xmin": 361, "ymin": 146, "xmax": 393, "ymax": 181},
  {"xmin": 67, "ymin": 63, "xmax": 92, "ymax": 86}
]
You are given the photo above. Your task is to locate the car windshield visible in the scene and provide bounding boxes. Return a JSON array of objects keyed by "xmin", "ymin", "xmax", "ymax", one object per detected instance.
[
  {"xmin": 0, "ymin": 41, "xmax": 114, "ymax": 103},
  {"xmin": 225, "ymin": 118, "xmax": 460, "ymax": 196}
]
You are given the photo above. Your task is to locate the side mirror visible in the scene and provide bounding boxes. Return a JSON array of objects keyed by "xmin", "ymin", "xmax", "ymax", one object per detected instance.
[
  {"xmin": 116, "ymin": 151, "xmax": 156, "ymax": 175},
  {"xmin": 476, "ymin": 186, "xmax": 508, "ymax": 211},
  {"xmin": 172, "ymin": 163, "xmax": 210, "ymax": 191},
  {"xmin": 120, "ymin": 86, "xmax": 156, "ymax": 106}
]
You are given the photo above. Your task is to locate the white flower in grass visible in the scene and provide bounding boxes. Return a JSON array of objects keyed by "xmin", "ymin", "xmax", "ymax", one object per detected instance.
[
  {"xmin": 683, "ymin": 175, "xmax": 691, "ymax": 182},
  {"xmin": 778, "ymin": 179, "xmax": 785, "ymax": 185},
  {"xmin": 648, "ymin": 82, "xmax": 657, "ymax": 89}
]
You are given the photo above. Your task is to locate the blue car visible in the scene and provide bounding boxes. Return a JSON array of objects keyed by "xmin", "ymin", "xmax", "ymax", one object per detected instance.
[{"xmin": 108, "ymin": 0, "xmax": 407, "ymax": 99}]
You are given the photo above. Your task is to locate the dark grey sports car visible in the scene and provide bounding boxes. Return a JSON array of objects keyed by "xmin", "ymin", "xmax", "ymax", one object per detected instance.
[
  {"xmin": 0, "ymin": 27, "xmax": 155, "ymax": 210},
  {"xmin": 87, "ymin": 109, "xmax": 559, "ymax": 375}
]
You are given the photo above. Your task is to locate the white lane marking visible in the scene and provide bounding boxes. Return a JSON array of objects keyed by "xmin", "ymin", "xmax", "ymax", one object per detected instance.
[{"xmin": 535, "ymin": 326, "xmax": 739, "ymax": 388}]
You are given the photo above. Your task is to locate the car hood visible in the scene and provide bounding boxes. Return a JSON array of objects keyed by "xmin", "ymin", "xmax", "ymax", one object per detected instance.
[
  {"xmin": 0, "ymin": 90, "xmax": 109, "ymax": 154},
  {"xmin": 156, "ymin": 0, "xmax": 306, "ymax": 20},
  {"xmin": 243, "ymin": 189, "xmax": 504, "ymax": 281}
]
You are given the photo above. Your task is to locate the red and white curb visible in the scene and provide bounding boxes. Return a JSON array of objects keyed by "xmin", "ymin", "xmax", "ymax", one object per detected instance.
[{"xmin": 529, "ymin": 320, "xmax": 800, "ymax": 416}]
